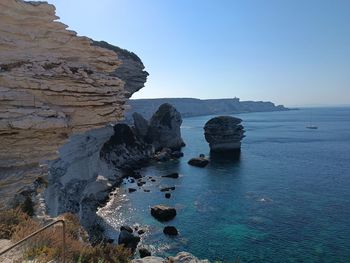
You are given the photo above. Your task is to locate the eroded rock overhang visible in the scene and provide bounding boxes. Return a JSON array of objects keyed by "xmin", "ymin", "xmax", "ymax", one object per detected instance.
[{"xmin": 0, "ymin": 0, "xmax": 148, "ymax": 205}]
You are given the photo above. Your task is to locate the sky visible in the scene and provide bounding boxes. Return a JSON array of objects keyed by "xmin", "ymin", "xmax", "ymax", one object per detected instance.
[{"xmin": 45, "ymin": 0, "xmax": 350, "ymax": 107}]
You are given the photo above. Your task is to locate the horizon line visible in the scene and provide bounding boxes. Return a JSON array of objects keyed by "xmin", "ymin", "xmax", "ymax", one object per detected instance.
[{"xmin": 129, "ymin": 96, "xmax": 350, "ymax": 108}]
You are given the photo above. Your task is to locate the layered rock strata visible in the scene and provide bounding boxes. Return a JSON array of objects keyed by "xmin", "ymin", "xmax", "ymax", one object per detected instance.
[
  {"xmin": 0, "ymin": 0, "xmax": 147, "ymax": 207},
  {"xmin": 204, "ymin": 116, "xmax": 245, "ymax": 152}
]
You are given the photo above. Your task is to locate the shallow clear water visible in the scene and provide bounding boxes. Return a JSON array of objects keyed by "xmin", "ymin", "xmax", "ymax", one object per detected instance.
[{"xmin": 99, "ymin": 107, "xmax": 350, "ymax": 262}]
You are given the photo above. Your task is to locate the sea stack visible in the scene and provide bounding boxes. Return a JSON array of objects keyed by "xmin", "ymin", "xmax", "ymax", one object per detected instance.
[
  {"xmin": 204, "ymin": 116, "xmax": 245, "ymax": 152},
  {"xmin": 146, "ymin": 103, "xmax": 185, "ymax": 151}
]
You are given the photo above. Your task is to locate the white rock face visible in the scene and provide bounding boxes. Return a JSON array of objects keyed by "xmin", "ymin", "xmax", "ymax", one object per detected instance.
[
  {"xmin": 45, "ymin": 123, "xmax": 154, "ymax": 228},
  {"xmin": 44, "ymin": 126, "xmax": 120, "ymax": 228},
  {"xmin": 0, "ymin": 0, "xmax": 147, "ymax": 207}
]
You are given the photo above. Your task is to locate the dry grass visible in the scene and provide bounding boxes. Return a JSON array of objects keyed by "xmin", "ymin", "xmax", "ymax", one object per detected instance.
[
  {"xmin": 77, "ymin": 243, "xmax": 131, "ymax": 263},
  {"xmin": 0, "ymin": 208, "xmax": 29, "ymax": 239},
  {"xmin": 0, "ymin": 209, "xmax": 131, "ymax": 262}
]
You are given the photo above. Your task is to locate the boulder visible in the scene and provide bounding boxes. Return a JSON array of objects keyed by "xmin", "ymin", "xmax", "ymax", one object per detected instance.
[
  {"xmin": 118, "ymin": 229, "xmax": 140, "ymax": 251},
  {"xmin": 139, "ymin": 248, "xmax": 151, "ymax": 258},
  {"xmin": 188, "ymin": 157, "xmax": 209, "ymax": 168},
  {"xmin": 147, "ymin": 103, "xmax": 185, "ymax": 151},
  {"xmin": 163, "ymin": 226, "xmax": 178, "ymax": 236},
  {"xmin": 162, "ymin": 173, "xmax": 179, "ymax": 179},
  {"xmin": 120, "ymin": 226, "xmax": 133, "ymax": 233},
  {"xmin": 137, "ymin": 229, "xmax": 145, "ymax": 235},
  {"xmin": 204, "ymin": 116, "xmax": 245, "ymax": 152},
  {"xmin": 137, "ymin": 181, "xmax": 146, "ymax": 187},
  {"xmin": 160, "ymin": 186, "xmax": 175, "ymax": 192},
  {"xmin": 128, "ymin": 188, "xmax": 137, "ymax": 193},
  {"xmin": 125, "ymin": 170, "xmax": 142, "ymax": 180},
  {"xmin": 150, "ymin": 205, "xmax": 177, "ymax": 221}
]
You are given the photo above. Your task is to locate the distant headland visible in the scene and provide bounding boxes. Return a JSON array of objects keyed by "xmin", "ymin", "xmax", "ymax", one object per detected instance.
[{"xmin": 126, "ymin": 97, "xmax": 290, "ymax": 120}]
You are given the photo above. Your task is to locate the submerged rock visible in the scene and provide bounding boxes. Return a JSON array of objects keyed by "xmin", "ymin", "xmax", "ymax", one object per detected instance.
[
  {"xmin": 165, "ymin": 193, "xmax": 171, "ymax": 199},
  {"xmin": 137, "ymin": 229, "xmax": 145, "ymax": 235},
  {"xmin": 151, "ymin": 205, "xmax": 177, "ymax": 221},
  {"xmin": 128, "ymin": 188, "xmax": 137, "ymax": 193},
  {"xmin": 137, "ymin": 181, "xmax": 146, "ymax": 187},
  {"xmin": 163, "ymin": 226, "xmax": 178, "ymax": 236},
  {"xmin": 162, "ymin": 173, "xmax": 179, "ymax": 179},
  {"xmin": 204, "ymin": 116, "xmax": 245, "ymax": 152},
  {"xmin": 188, "ymin": 157, "xmax": 209, "ymax": 167},
  {"xmin": 160, "ymin": 186, "xmax": 175, "ymax": 192}
]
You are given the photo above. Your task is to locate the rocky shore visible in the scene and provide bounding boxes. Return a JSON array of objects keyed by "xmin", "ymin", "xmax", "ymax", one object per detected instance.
[
  {"xmin": 0, "ymin": 1, "xmax": 208, "ymax": 261},
  {"xmin": 132, "ymin": 252, "xmax": 209, "ymax": 263},
  {"xmin": 45, "ymin": 103, "xmax": 185, "ymax": 234}
]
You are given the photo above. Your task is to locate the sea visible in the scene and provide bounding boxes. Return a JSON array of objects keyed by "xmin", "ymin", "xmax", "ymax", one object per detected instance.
[{"xmin": 98, "ymin": 107, "xmax": 350, "ymax": 262}]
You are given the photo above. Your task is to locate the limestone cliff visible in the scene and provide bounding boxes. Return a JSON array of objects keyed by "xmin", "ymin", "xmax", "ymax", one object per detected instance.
[{"xmin": 0, "ymin": 0, "xmax": 147, "ymax": 207}]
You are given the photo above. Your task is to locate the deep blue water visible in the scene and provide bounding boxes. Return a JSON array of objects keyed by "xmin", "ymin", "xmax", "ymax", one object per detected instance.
[{"xmin": 99, "ymin": 107, "xmax": 350, "ymax": 262}]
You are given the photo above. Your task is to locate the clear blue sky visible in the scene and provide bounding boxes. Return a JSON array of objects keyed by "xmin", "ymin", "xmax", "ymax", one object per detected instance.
[{"xmin": 46, "ymin": 0, "xmax": 350, "ymax": 107}]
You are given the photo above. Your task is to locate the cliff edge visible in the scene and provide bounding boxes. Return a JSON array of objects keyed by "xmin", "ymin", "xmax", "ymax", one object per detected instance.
[{"xmin": 0, "ymin": 0, "xmax": 147, "ymax": 207}]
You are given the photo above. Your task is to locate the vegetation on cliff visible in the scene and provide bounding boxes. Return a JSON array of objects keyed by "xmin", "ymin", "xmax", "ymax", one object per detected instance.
[{"xmin": 0, "ymin": 209, "xmax": 131, "ymax": 262}]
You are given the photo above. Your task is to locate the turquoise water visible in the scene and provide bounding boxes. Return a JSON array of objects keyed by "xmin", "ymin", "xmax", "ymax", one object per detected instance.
[{"xmin": 100, "ymin": 107, "xmax": 350, "ymax": 262}]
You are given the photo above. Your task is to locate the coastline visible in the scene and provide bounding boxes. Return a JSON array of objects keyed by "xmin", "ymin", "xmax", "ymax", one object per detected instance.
[{"xmin": 95, "ymin": 107, "xmax": 350, "ymax": 261}]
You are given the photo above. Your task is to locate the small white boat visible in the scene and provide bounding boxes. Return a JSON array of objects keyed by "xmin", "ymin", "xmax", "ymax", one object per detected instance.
[{"xmin": 306, "ymin": 125, "xmax": 318, "ymax": 129}]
